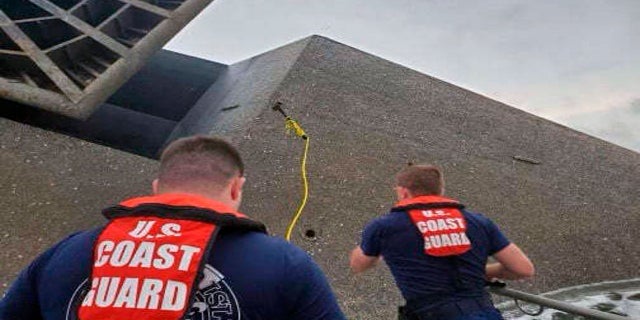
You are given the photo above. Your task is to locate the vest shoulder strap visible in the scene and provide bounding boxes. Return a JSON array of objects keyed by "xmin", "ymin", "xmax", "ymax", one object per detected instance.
[
  {"xmin": 391, "ymin": 201, "xmax": 465, "ymax": 213},
  {"xmin": 103, "ymin": 204, "xmax": 267, "ymax": 234}
]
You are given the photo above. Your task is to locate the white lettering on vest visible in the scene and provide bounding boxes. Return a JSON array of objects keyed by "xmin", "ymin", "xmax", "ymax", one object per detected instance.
[
  {"xmin": 93, "ymin": 241, "xmax": 201, "ymax": 270},
  {"xmin": 129, "ymin": 242, "xmax": 154, "ymax": 268},
  {"xmin": 450, "ymin": 232, "xmax": 461, "ymax": 244},
  {"xmin": 95, "ymin": 241, "xmax": 114, "ymax": 267},
  {"xmin": 461, "ymin": 232, "xmax": 470, "ymax": 245},
  {"xmin": 113, "ymin": 278, "xmax": 138, "ymax": 308},
  {"xmin": 95, "ymin": 277, "xmax": 120, "ymax": 307},
  {"xmin": 417, "ymin": 218, "xmax": 465, "ymax": 232},
  {"xmin": 154, "ymin": 244, "xmax": 177, "ymax": 269},
  {"xmin": 423, "ymin": 232, "xmax": 471, "ymax": 250},
  {"xmin": 82, "ymin": 278, "xmax": 100, "ymax": 307},
  {"xmin": 161, "ymin": 223, "xmax": 182, "ymax": 237},
  {"xmin": 110, "ymin": 241, "xmax": 135, "ymax": 267},
  {"xmin": 422, "ymin": 210, "xmax": 450, "ymax": 217},
  {"xmin": 440, "ymin": 233, "xmax": 452, "ymax": 246},
  {"xmin": 129, "ymin": 221, "xmax": 155, "ymax": 238},
  {"xmin": 81, "ymin": 277, "xmax": 188, "ymax": 311},
  {"xmin": 137, "ymin": 278, "xmax": 163, "ymax": 309},
  {"xmin": 161, "ymin": 280, "xmax": 187, "ymax": 310},
  {"xmin": 177, "ymin": 246, "xmax": 200, "ymax": 271}
]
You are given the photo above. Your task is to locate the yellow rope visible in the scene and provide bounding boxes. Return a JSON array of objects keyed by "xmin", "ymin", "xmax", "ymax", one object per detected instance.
[
  {"xmin": 280, "ymin": 116, "xmax": 309, "ymax": 241},
  {"xmin": 284, "ymin": 135, "xmax": 310, "ymax": 241},
  {"xmin": 285, "ymin": 118, "xmax": 307, "ymax": 140}
]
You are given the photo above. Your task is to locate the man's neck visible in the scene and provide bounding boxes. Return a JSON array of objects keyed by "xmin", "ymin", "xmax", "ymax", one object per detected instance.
[{"xmin": 157, "ymin": 189, "xmax": 235, "ymax": 209}]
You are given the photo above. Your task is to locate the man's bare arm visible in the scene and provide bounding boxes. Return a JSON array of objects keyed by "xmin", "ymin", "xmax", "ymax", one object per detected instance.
[
  {"xmin": 486, "ymin": 243, "xmax": 534, "ymax": 280},
  {"xmin": 349, "ymin": 247, "xmax": 381, "ymax": 274}
]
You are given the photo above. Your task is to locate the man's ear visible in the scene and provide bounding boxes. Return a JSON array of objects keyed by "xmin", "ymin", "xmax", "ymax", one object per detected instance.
[
  {"xmin": 398, "ymin": 186, "xmax": 412, "ymax": 200},
  {"xmin": 152, "ymin": 179, "xmax": 160, "ymax": 194},
  {"xmin": 230, "ymin": 176, "xmax": 246, "ymax": 200}
]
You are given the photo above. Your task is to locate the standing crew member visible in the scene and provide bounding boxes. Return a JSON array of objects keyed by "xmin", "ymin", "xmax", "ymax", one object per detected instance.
[
  {"xmin": 350, "ymin": 165, "xmax": 534, "ymax": 320},
  {"xmin": 1, "ymin": 135, "xmax": 346, "ymax": 320}
]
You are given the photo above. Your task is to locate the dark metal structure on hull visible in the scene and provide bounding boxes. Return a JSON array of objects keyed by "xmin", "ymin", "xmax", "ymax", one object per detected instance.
[{"xmin": 0, "ymin": 0, "xmax": 214, "ymax": 119}]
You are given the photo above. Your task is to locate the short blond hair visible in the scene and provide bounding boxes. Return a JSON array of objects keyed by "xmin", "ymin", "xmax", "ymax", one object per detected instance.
[
  {"xmin": 395, "ymin": 164, "xmax": 444, "ymax": 196},
  {"xmin": 158, "ymin": 136, "xmax": 243, "ymax": 191}
]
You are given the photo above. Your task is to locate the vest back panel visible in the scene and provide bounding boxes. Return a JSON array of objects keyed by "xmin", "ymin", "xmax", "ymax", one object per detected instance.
[{"xmin": 78, "ymin": 216, "xmax": 217, "ymax": 319}]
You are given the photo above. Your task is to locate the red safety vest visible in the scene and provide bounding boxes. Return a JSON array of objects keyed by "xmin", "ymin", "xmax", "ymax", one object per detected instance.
[
  {"xmin": 76, "ymin": 193, "xmax": 266, "ymax": 320},
  {"xmin": 392, "ymin": 195, "xmax": 471, "ymax": 257}
]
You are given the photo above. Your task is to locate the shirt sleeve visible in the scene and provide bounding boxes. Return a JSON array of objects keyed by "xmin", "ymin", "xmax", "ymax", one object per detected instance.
[
  {"xmin": 0, "ymin": 232, "xmax": 83, "ymax": 319},
  {"xmin": 0, "ymin": 260, "xmax": 43, "ymax": 320},
  {"xmin": 282, "ymin": 246, "xmax": 346, "ymax": 320},
  {"xmin": 0, "ymin": 241, "xmax": 62, "ymax": 319},
  {"xmin": 360, "ymin": 219, "xmax": 383, "ymax": 257},
  {"xmin": 483, "ymin": 218, "xmax": 511, "ymax": 255}
]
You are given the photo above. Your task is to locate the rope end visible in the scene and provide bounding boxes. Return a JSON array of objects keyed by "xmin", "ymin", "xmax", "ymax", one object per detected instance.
[{"xmin": 285, "ymin": 118, "xmax": 308, "ymax": 140}]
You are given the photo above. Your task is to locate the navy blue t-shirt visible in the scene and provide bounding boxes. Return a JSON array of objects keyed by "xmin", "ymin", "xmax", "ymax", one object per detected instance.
[
  {"xmin": 360, "ymin": 209, "xmax": 510, "ymax": 305},
  {"xmin": 0, "ymin": 228, "xmax": 345, "ymax": 320}
]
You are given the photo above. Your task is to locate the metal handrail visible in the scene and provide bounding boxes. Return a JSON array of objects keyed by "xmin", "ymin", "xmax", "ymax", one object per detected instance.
[{"xmin": 488, "ymin": 285, "xmax": 633, "ymax": 320}]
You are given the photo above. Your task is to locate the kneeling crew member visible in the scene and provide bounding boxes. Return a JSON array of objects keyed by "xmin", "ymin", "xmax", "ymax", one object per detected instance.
[
  {"xmin": 350, "ymin": 164, "xmax": 534, "ymax": 320},
  {"xmin": 1, "ymin": 135, "xmax": 346, "ymax": 320}
]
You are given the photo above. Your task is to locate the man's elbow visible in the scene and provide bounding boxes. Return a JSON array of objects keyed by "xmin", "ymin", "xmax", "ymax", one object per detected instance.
[
  {"xmin": 349, "ymin": 255, "xmax": 368, "ymax": 274},
  {"xmin": 494, "ymin": 243, "xmax": 535, "ymax": 279},
  {"xmin": 349, "ymin": 247, "xmax": 377, "ymax": 274},
  {"xmin": 521, "ymin": 263, "xmax": 535, "ymax": 278},
  {"xmin": 349, "ymin": 262, "xmax": 365, "ymax": 274},
  {"xmin": 513, "ymin": 261, "xmax": 535, "ymax": 279}
]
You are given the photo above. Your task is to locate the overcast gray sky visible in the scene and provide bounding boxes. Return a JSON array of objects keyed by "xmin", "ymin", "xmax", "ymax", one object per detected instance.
[{"xmin": 166, "ymin": 0, "xmax": 639, "ymax": 152}]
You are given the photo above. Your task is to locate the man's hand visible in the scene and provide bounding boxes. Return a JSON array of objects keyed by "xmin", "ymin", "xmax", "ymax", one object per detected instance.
[
  {"xmin": 349, "ymin": 247, "xmax": 380, "ymax": 274},
  {"xmin": 486, "ymin": 243, "xmax": 534, "ymax": 280}
]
